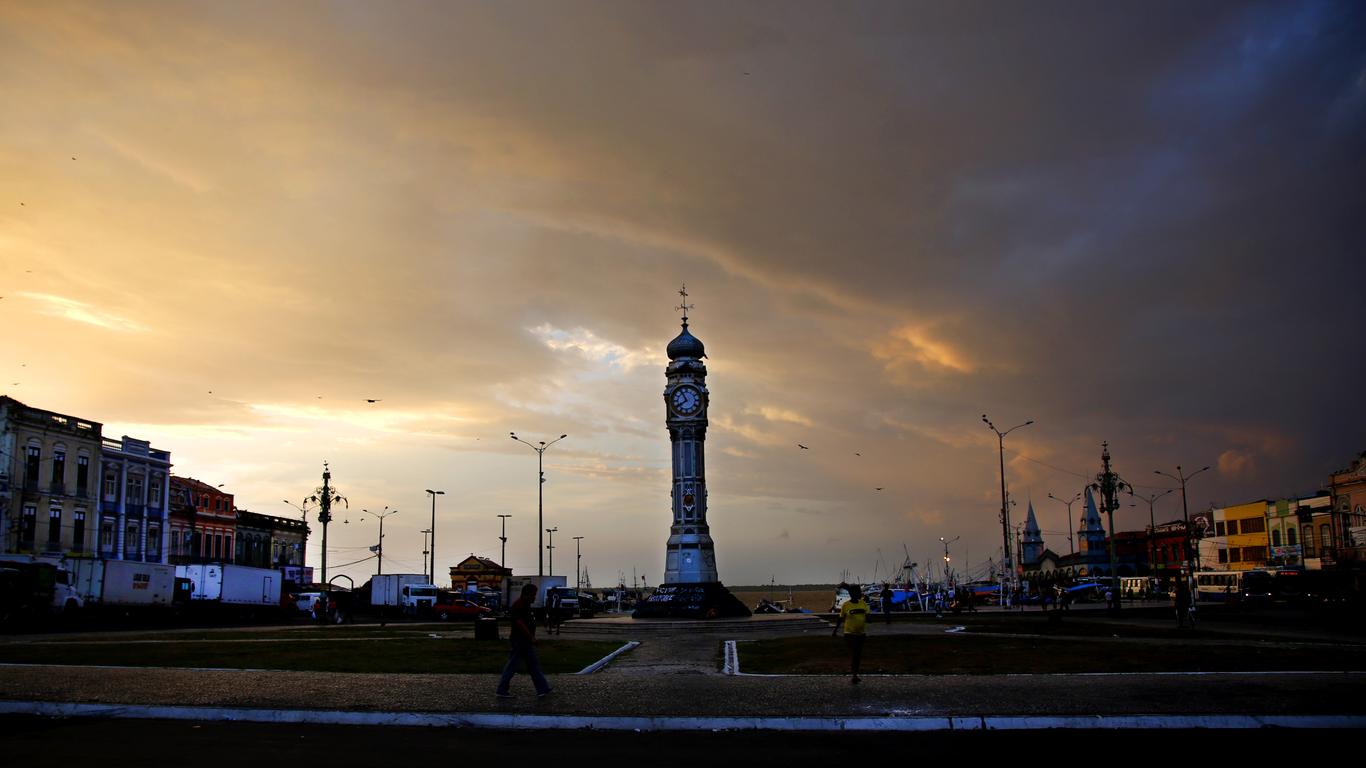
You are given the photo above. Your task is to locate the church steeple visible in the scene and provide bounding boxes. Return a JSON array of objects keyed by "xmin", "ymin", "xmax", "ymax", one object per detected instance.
[
  {"xmin": 1079, "ymin": 486, "xmax": 1107, "ymax": 554},
  {"xmin": 1022, "ymin": 500, "xmax": 1044, "ymax": 565}
]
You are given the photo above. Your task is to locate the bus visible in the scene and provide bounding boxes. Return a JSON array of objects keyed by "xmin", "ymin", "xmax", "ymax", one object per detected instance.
[{"xmin": 1194, "ymin": 571, "xmax": 1242, "ymax": 602}]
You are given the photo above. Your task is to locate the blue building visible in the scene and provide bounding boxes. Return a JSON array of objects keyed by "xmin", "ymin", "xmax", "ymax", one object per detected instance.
[{"xmin": 99, "ymin": 436, "xmax": 172, "ymax": 562}]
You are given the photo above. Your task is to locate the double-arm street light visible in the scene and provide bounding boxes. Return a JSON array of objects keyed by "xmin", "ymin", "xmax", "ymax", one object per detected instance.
[
  {"xmin": 510, "ymin": 432, "xmax": 567, "ymax": 576},
  {"xmin": 1047, "ymin": 491, "xmax": 1082, "ymax": 554},
  {"xmin": 1132, "ymin": 489, "xmax": 1174, "ymax": 579},
  {"xmin": 983, "ymin": 414, "xmax": 1033, "ymax": 605},
  {"xmin": 425, "ymin": 489, "xmax": 445, "ymax": 587},
  {"xmin": 362, "ymin": 506, "xmax": 398, "ymax": 576},
  {"xmin": 939, "ymin": 536, "xmax": 960, "ymax": 587},
  {"xmin": 1154, "ymin": 465, "xmax": 1211, "ymax": 575}
]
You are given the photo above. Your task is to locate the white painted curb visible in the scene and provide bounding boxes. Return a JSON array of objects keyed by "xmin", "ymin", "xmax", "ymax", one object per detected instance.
[
  {"xmin": 0, "ymin": 701, "xmax": 1360, "ymax": 731},
  {"xmin": 723, "ymin": 640, "xmax": 738, "ymax": 675},
  {"xmin": 576, "ymin": 642, "xmax": 639, "ymax": 675}
]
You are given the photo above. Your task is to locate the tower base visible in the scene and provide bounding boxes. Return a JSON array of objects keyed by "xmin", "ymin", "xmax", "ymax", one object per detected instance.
[{"xmin": 631, "ymin": 581, "xmax": 752, "ymax": 619}]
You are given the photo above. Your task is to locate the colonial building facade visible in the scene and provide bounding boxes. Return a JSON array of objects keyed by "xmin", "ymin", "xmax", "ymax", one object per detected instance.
[
  {"xmin": 235, "ymin": 509, "xmax": 308, "ymax": 570},
  {"xmin": 169, "ymin": 476, "xmax": 235, "ymax": 563},
  {"xmin": 99, "ymin": 436, "xmax": 172, "ymax": 562},
  {"xmin": 0, "ymin": 397, "xmax": 103, "ymax": 557}
]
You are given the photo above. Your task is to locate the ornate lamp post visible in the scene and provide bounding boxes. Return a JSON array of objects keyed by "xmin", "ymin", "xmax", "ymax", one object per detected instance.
[
  {"xmin": 509, "ymin": 433, "xmax": 567, "ymax": 576},
  {"xmin": 285, "ymin": 462, "xmax": 347, "ymax": 585},
  {"xmin": 1089, "ymin": 443, "xmax": 1132, "ymax": 611}
]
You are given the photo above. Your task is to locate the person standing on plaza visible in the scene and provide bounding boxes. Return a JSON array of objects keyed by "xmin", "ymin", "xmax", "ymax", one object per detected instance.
[
  {"xmin": 880, "ymin": 584, "xmax": 894, "ymax": 625},
  {"xmin": 1174, "ymin": 576, "xmax": 1191, "ymax": 628},
  {"xmin": 495, "ymin": 583, "xmax": 552, "ymax": 698},
  {"xmin": 833, "ymin": 584, "xmax": 871, "ymax": 683}
]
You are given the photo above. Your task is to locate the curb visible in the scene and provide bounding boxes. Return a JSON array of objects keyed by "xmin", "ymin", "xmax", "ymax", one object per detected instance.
[
  {"xmin": 1, "ymin": 701, "xmax": 1361, "ymax": 731},
  {"xmin": 575, "ymin": 642, "xmax": 639, "ymax": 675}
]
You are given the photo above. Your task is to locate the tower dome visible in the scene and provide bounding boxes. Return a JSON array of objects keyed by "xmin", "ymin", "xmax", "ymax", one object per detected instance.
[{"xmin": 666, "ymin": 323, "xmax": 706, "ymax": 360}]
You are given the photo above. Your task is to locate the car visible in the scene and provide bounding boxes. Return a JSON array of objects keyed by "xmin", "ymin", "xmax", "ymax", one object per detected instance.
[{"xmin": 433, "ymin": 596, "xmax": 492, "ymax": 621}]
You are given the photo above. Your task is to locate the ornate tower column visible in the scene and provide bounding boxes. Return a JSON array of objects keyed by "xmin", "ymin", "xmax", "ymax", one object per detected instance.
[
  {"xmin": 662, "ymin": 287, "xmax": 717, "ymax": 584},
  {"xmin": 634, "ymin": 286, "xmax": 749, "ymax": 619}
]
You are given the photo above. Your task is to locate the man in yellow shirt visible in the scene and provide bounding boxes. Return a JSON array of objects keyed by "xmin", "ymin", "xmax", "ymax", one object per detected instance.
[{"xmin": 833, "ymin": 583, "xmax": 870, "ymax": 683}]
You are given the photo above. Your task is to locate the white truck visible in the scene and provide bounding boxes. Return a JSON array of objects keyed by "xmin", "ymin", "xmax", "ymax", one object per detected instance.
[
  {"xmin": 0, "ymin": 555, "xmax": 83, "ymax": 616},
  {"xmin": 177, "ymin": 563, "xmax": 281, "ymax": 606},
  {"xmin": 68, "ymin": 559, "xmax": 175, "ymax": 609},
  {"xmin": 368, "ymin": 573, "xmax": 439, "ymax": 614},
  {"xmin": 506, "ymin": 575, "xmax": 567, "ymax": 609}
]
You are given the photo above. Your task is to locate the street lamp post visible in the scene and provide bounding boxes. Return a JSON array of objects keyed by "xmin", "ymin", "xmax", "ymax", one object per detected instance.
[
  {"xmin": 425, "ymin": 489, "xmax": 445, "ymax": 587},
  {"xmin": 573, "ymin": 536, "xmax": 584, "ymax": 589},
  {"xmin": 983, "ymin": 415, "xmax": 1033, "ymax": 606},
  {"xmin": 546, "ymin": 527, "xmax": 558, "ymax": 576},
  {"xmin": 939, "ymin": 536, "xmax": 959, "ymax": 587},
  {"xmin": 510, "ymin": 433, "xmax": 567, "ymax": 577},
  {"xmin": 1047, "ymin": 491, "xmax": 1082, "ymax": 555},
  {"xmin": 1132, "ymin": 489, "xmax": 1174, "ymax": 582},
  {"xmin": 1155, "ymin": 465, "xmax": 1211, "ymax": 576},
  {"xmin": 420, "ymin": 529, "xmax": 432, "ymax": 582},
  {"xmin": 362, "ymin": 506, "xmax": 398, "ymax": 575}
]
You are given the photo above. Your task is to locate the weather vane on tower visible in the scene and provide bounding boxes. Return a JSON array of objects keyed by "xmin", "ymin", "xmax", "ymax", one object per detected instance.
[{"xmin": 676, "ymin": 283, "xmax": 693, "ymax": 326}]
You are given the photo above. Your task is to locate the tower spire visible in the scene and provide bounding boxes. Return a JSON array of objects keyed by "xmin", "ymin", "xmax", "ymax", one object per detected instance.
[{"xmin": 676, "ymin": 283, "xmax": 694, "ymax": 328}]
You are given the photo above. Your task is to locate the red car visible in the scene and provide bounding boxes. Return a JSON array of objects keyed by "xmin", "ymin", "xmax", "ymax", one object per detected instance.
[{"xmin": 433, "ymin": 596, "xmax": 492, "ymax": 621}]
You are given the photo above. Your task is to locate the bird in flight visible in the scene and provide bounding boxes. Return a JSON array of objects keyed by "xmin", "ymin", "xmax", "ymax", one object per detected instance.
[
  {"xmin": 854, "ymin": 452, "xmax": 861, "ymax": 457},
  {"xmin": 875, "ymin": 487, "xmax": 884, "ymax": 491},
  {"xmin": 797, "ymin": 444, "xmax": 810, "ymax": 450},
  {"xmin": 365, "ymin": 399, "xmax": 381, "ymax": 403}
]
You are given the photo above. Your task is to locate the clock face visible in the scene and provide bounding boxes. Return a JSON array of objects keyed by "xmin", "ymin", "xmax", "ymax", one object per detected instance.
[{"xmin": 671, "ymin": 386, "xmax": 701, "ymax": 415}]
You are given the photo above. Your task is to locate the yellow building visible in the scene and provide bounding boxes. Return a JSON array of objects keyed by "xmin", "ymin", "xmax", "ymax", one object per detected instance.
[
  {"xmin": 1, "ymin": 396, "xmax": 104, "ymax": 557},
  {"xmin": 1218, "ymin": 500, "xmax": 1270, "ymax": 571}
]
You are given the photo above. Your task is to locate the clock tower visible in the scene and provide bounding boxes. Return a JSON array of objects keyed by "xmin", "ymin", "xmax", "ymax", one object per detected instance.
[
  {"xmin": 663, "ymin": 287, "xmax": 717, "ymax": 583},
  {"xmin": 634, "ymin": 286, "xmax": 749, "ymax": 618}
]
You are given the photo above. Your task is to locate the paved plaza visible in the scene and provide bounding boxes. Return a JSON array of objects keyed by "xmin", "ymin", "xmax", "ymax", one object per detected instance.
[{"xmin": 2, "ymin": 608, "xmax": 1363, "ymax": 731}]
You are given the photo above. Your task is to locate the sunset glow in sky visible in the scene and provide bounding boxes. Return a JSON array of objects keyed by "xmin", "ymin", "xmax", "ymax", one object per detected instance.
[{"xmin": 3, "ymin": 2, "xmax": 1364, "ymax": 587}]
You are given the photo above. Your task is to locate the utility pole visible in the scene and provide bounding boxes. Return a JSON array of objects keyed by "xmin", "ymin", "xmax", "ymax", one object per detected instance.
[
  {"xmin": 425, "ymin": 489, "xmax": 445, "ymax": 586},
  {"xmin": 983, "ymin": 414, "xmax": 1033, "ymax": 606},
  {"xmin": 363, "ymin": 507, "xmax": 398, "ymax": 576},
  {"xmin": 573, "ymin": 535, "xmax": 584, "ymax": 589},
  {"xmin": 1090, "ymin": 442, "xmax": 1132, "ymax": 611},
  {"xmin": 497, "ymin": 514, "xmax": 512, "ymax": 607},
  {"xmin": 545, "ymin": 526, "xmax": 557, "ymax": 576}
]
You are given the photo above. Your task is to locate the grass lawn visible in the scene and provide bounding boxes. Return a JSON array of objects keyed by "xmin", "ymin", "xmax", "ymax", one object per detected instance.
[
  {"xmin": 736, "ymin": 634, "xmax": 1366, "ymax": 675},
  {"xmin": 37, "ymin": 625, "xmax": 475, "ymax": 643},
  {"xmin": 0, "ymin": 638, "xmax": 624, "ymax": 674}
]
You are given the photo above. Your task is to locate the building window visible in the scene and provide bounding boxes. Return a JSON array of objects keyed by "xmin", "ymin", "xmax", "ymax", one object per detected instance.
[
  {"xmin": 104, "ymin": 471, "xmax": 118, "ymax": 501},
  {"xmin": 1272, "ymin": 529, "xmax": 1281, "ymax": 547},
  {"xmin": 101, "ymin": 520, "xmax": 115, "ymax": 552},
  {"xmin": 1227, "ymin": 547, "xmax": 1241, "ymax": 562},
  {"xmin": 51, "ymin": 449, "xmax": 66, "ymax": 488},
  {"xmin": 1241, "ymin": 517, "xmax": 1265, "ymax": 534},
  {"xmin": 126, "ymin": 522, "xmax": 141, "ymax": 558},
  {"xmin": 1320, "ymin": 524, "xmax": 1332, "ymax": 551},
  {"xmin": 147, "ymin": 525, "xmax": 160, "ymax": 558},
  {"xmin": 1243, "ymin": 546, "xmax": 1266, "ymax": 563},
  {"xmin": 76, "ymin": 455, "xmax": 90, "ymax": 495},
  {"xmin": 1288, "ymin": 527, "xmax": 1297, "ymax": 546},
  {"xmin": 1302, "ymin": 527, "xmax": 1315, "ymax": 557},
  {"xmin": 149, "ymin": 479, "xmax": 162, "ymax": 507},
  {"xmin": 72, "ymin": 510, "xmax": 86, "ymax": 552},
  {"xmin": 24, "ymin": 445, "xmax": 40, "ymax": 486},
  {"xmin": 127, "ymin": 475, "xmax": 144, "ymax": 505},
  {"xmin": 48, "ymin": 507, "xmax": 62, "ymax": 548},
  {"xmin": 20, "ymin": 505, "xmax": 37, "ymax": 549},
  {"xmin": 1215, "ymin": 521, "xmax": 1226, "ymax": 537},
  {"xmin": 1217, "ymin": 549, "xmax": 1228, "ymax": 564}
]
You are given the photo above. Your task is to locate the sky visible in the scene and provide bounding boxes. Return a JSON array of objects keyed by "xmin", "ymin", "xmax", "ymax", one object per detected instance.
[{"xmin": 2, "ymin": 1, "xmax": 1364, "ymax": 588}]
